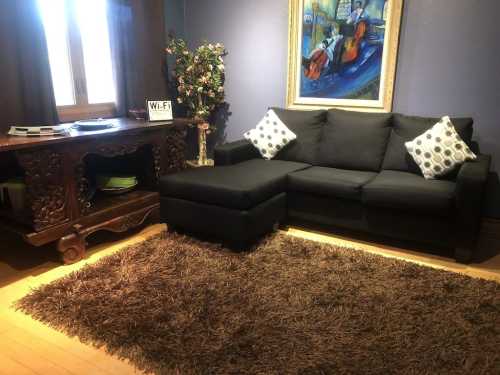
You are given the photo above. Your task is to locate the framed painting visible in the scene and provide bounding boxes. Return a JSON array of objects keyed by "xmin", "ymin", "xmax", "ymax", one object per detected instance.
[{"xmin": 287, "ymin": 0, "xmax": 403, "ymax": 112}]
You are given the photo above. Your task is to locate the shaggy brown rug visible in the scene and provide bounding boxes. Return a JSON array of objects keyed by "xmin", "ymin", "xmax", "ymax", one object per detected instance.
[{"xmin": 16, "ymin": 232, "xmax": 500, "ymax": 375}]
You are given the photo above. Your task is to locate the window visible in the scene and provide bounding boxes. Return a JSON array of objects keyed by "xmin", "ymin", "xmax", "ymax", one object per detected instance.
[{"xmin": 38, "ymin": 0, "xmax": 116, "ymax": 121}]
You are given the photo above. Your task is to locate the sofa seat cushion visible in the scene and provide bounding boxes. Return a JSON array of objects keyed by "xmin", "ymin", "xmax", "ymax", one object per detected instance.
[
  {"xmin": 362, "ymin": 170, "xmax": 456, "ymax": 216},
  {"xmin": 318, "ymin": 109, "xmax": 393, "ymax": 171},
  {"xmin": 288, "ymin": 167, "xmax": 377, "ymax": 201},
  {"xmin": 159, "ymin": 159, "xmax": 310, "ymax": 210}
]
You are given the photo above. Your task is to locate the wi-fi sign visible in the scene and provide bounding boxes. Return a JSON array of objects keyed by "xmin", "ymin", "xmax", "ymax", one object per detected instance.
[{"xmin": 147, "ymin": 100, "xmax": 173, "ymax": 122}]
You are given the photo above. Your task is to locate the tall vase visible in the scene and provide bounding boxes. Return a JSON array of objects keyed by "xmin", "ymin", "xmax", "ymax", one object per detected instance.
[{"xmin": 197, "ymin": 123, "xmax": 209, "ymax": 166}]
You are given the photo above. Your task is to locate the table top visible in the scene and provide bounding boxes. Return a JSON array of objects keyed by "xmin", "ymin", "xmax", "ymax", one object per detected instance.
[{"xmin": 0, "ymin": 117, "xmax": 196, "ymax": 152}]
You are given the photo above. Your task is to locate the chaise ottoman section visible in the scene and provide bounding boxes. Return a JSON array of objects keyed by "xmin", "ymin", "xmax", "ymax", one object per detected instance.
[
  {"xmin": 159, "ymin": 159, "xmax": 310, "ymax": 244},
  {"xmin": 160, "ymin": 193, "xmax": 286, "ymax": 243}
]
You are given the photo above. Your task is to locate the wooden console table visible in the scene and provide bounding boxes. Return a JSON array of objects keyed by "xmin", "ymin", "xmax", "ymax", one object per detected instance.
[{"xmin": 0, "ymin": 118, "xmax": 190, "ymax": 264}]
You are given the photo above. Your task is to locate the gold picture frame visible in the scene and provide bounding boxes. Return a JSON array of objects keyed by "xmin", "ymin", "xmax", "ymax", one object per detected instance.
[{"xmin": 286, "ymin": 0, "xmax": 404, "ymax": 112}]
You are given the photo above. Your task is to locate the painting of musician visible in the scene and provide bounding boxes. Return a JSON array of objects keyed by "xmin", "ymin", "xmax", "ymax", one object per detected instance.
[
  {"xmin": 303, "ymin": 23, "xmax": 343, "ymax": 80},
  {"xmin": 288, "ymin": 0, "xmax": 403, "ymax": 112},
  {"xmin": 347, "ymin": 1, "xmax": 367, "ymax": 24}
]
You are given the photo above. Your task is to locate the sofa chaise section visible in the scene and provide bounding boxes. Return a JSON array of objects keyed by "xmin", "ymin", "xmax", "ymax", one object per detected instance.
[{"xmin": 159, "ymin": 159, "xmax": 310, "ymax": 244}]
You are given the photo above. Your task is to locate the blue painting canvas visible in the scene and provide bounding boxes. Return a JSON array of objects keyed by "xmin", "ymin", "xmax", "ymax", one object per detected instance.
[
  {"xmin": 301, "ymin": 0, "xmax": 389, "ymax": 100},
  {"xmin": 284, "ymin": 0, "xmax": 407, "ymax": 114}
]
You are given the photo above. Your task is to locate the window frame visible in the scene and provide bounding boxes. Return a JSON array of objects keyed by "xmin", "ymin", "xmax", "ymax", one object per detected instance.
[{"xmin": 45, "ymin": 0, "xmax": 116, "ymax": 122}]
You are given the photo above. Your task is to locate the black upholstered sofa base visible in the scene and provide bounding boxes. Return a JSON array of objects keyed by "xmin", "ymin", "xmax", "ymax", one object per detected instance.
[
  {"xmin": 161, "ymin": 190, "xmax": 471, "ymax": 261},
  {"xmin": 160, "ymin": 193, "xmax": 286, "ymax": 244},
  {"xmin": 286, "ymin": 191, "xmax": 471, "ymax": 260}
]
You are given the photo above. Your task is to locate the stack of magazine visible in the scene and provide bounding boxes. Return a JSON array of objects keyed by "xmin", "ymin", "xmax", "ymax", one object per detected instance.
[{"xmin": 8, "ymin": 125, "xmax": 70, "ymax": 137}]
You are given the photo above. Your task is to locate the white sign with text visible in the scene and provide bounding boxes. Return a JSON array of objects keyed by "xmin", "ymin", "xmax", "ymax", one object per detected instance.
[{"xmin": 147, "ymin": 101, "xmax": 173, "ymax": 121}]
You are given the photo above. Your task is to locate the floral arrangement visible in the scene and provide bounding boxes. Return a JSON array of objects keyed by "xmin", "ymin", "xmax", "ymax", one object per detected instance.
[{"xmin": 166, "ymin": 38, "xmax": 226, "ymax": 122}]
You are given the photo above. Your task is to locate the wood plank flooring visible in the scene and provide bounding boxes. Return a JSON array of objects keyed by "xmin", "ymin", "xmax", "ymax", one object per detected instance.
[
  {"xmin": 0, "ymin": 225, "xmax": 160, "ymax": 375},
  {"xmin": 1, "ymin": 222, "xmax": 499, "ymax": 374}
]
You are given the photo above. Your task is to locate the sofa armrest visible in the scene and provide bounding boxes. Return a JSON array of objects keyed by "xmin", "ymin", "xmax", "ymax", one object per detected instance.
[
  {"xmin": 454, "ymin": 154, "xmax": 491, "ymax": 249},
  {"xmin": 214, "ymin": 139, "xmax": 261, "ymax": 166}
]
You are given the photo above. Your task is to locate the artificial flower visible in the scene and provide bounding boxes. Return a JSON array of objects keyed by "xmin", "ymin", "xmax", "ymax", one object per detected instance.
[{"xmin": 166, "ymin": 38, "xmax": 226, "ymax": 121}]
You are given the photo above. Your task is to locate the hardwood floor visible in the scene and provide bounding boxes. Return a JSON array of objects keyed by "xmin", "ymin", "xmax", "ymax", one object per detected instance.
[
  {"xmin": 0, "ymin": 225, "xmax": 161, "ymax": 375},
  {"xmin": 1, "ymin": 222, "xmax": 499, "ymax": 374}
]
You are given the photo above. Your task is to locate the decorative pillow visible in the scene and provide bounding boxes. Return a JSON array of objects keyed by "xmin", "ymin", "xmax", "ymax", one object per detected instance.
[
  {"xmin": 405, "ymin": 116, "xmax": 477, "ymax": 179},
  {"xmin": 244, "ymin": 109, "xmax": 297, "ymax": 160},
  {"xmin": 381, "ymin": 113, "xmax": 474, "ymax": 174}
]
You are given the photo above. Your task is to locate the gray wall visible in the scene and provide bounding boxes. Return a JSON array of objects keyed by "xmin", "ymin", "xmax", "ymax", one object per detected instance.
[
  {"xmin": 164, "ymin": 0, "xmax": 185, "ymax": 39},
  {"xmin": 168, "ymin": 0, "xmax": 500, "ymax": 217},
  {"xmin": 183, "ymin": 0, "xmax": 289, "ymax": 142}
]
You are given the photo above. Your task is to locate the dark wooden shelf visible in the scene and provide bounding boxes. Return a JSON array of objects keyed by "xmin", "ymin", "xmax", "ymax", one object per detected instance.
[{"xmin": 89, "ymin": 190, "xmax": 158, "ymax": 215}]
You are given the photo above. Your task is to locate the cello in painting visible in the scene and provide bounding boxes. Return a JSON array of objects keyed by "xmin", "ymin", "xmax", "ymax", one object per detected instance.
[
  {"xmin": 304, "ymin": 38, "xmax": 336, "ymax": 80},
  {"xmin": 303, "ymin": 23, "xmax": 343, "ymax": 80},
  {"xmin": 341, "ymin": 20, "xmax": 367, "ymax": 64}
]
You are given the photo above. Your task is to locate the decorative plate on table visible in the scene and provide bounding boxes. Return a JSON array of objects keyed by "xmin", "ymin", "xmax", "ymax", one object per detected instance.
[{"xmin": 73, "ymin": 119, "xmax": 114, "ymax": 130}]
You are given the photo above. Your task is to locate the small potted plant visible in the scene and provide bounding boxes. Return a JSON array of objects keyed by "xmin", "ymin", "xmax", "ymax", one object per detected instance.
[{"xmin": 166, "ymin": 39, "xmax": 226, "ymax": 166}]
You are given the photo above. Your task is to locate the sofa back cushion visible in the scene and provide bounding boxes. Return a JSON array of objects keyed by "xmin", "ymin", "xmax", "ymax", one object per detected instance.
[
  {"xmin": 271, "ymin": 107, "xmax": 326, "ymax": 164},
  {"xmin": 318, "ymin": 109, "xmax": 393, "ymax": 172},
  {"xmin": 382, "ymin": 114, "xmax": 474, "ymax": 174}
]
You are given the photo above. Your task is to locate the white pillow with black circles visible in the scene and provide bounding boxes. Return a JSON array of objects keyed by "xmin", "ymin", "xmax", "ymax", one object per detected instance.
[
  {"xmin": 244, "ymin": 109, "xmax": 297, "ymax": 160},
  {"xmin": 405, "ymin": 116, "xmax": 477, "ymax": 179}
]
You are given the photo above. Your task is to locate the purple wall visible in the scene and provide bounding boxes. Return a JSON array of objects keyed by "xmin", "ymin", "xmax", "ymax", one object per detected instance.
[{"xmin": 177, "ymin": 0, "xmax": 500, "ymax": 217}]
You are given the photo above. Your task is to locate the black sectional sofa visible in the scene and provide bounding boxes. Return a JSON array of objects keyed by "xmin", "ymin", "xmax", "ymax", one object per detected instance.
[{"xmin": 160, "ymin": 108, "xmax": 491, "ymax": 262}]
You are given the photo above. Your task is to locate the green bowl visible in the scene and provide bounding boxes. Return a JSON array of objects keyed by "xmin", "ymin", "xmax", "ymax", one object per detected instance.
[{"xmin": 96, "ymin": 175, "xmax": 138, "ymax": 189}]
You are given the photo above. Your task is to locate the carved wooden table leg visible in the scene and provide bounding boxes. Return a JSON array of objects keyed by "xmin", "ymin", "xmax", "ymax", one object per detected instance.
[
  {"xmin": 57, "ymin": 232, "xmax": 86, "ymax": 264},
  {"xmin": 57, "ymin": 234, "xmax": 86, "ymax": 264}
]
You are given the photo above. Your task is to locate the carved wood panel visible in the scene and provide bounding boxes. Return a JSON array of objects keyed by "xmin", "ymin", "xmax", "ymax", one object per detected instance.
[
  {"xmin": 16, "ymin": 148, "xmax": 68, "ymax": 231},
  {"xmin": 57, "ymin": 205, "xmax": 159, "ymax": 264},
  {"xmin": 163, "ymin": 127, "xmax": 188, "ymax": 174},
  {"xmin": 75, "ymin": 161, "xmax": 92, "ymax": 216},
  {"xmin": 91, "ymin": 142, "xmax": 144, "ymax": 158}
]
